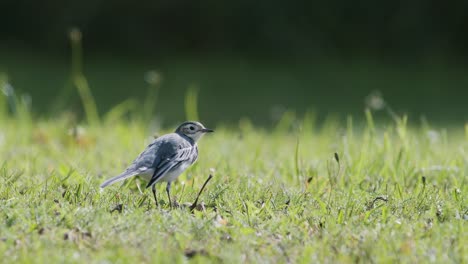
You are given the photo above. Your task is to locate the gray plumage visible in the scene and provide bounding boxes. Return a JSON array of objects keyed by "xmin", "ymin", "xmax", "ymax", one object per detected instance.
[{"xmin": 100, "ymin": 121, "xmax": 213, "ymax": 207}]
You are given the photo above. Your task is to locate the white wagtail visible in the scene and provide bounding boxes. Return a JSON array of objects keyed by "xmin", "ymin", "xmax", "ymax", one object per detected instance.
[{"xmin": 100, "ymin": 121, "xmax": 214, "ymax": 208}]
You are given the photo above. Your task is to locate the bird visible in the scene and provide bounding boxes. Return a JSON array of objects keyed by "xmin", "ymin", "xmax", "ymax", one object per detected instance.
[{"xmin": 100, "ymin": 121, "xmax": 214, "ymax": 208}]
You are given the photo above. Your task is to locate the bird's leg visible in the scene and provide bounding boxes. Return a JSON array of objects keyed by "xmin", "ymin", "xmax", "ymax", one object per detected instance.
[
  {"xmin": 152, "ymin": 184, "xmax": 159, "ymax": 207},
  {"xmin": 166, "ymin": 182, "xmax": 172, "ymax": 209}
]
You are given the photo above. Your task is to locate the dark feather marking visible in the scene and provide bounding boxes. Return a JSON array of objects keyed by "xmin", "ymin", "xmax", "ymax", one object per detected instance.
[{"xmin": 146, "ymin": 145, "xmax": 198, "ymax": 188}]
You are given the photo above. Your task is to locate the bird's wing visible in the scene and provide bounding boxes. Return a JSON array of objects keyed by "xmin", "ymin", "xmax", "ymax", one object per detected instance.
[
  {"xmin": 100, "ymin": 138, "xmax": 164, "ymax": 188},
  {"xmin": 145, "ymin": 144, "xmax": 198, "ymax": 188}
]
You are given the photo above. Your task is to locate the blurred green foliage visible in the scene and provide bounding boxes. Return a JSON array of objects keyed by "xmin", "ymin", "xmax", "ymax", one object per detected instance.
[
  {"xmin": 1, "ymin": 50, "xmax": 467, "ymax": 125},
  {"xmin": 0, "ymin": 1, "xmax": 467, "ymax": 124}
]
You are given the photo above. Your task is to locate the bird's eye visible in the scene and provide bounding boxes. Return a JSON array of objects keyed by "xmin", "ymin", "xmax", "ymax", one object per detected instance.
[{"xmin": 189, "ymin": 126, "xmax": 195, "ymax": 131}]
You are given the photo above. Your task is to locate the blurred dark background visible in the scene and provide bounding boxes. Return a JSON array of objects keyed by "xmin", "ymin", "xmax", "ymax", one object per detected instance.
[{"xmin": 1, "ymin": 1, "xmax": 467, "ymax": 124}]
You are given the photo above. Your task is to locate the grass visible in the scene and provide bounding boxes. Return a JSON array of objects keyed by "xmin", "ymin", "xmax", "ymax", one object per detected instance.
[
  {"xmin": 1, "ymin": 37, "xmax": 467, "ymax": 261},
  {"xmin": 0, "ymin": 103, "xmax": 466, "ymax": 263}
]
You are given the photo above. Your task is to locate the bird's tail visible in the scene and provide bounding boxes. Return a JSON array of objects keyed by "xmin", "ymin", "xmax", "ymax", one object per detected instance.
[{"xmin": 100, "ymin": 170, "xmax": 138, "ymax": 189}]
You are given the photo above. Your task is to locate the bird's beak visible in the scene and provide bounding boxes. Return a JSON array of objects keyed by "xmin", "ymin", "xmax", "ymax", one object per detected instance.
[{"xmin": 202, "ymin": 128, "xmax": 214, "ymax": 133}]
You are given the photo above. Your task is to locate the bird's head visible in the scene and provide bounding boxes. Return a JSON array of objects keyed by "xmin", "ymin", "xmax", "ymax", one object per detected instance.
[{"xmin": 175, "ymin": 121, "xmax": 214, "ymax": 142}]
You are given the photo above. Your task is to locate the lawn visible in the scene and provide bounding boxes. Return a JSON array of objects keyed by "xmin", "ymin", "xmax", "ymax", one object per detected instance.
[{"xmin": 0, "ymin": 107, "xmax": 467, "ymax": 263}]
